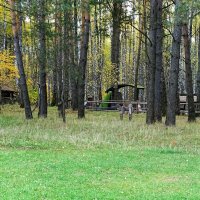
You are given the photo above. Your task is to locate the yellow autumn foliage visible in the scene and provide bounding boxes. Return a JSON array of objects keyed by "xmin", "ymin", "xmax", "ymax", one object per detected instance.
[
  {"xmin": 0, "ymin": 0, "xmax": 12, "ymax": 36},
  {"xmin": 0, "ymin": 50, "xmax": 18, "ymax": 88}
]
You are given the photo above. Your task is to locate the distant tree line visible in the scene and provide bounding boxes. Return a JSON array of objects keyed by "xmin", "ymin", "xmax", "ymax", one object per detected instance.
[{"xmin": 0, "ymin": 0, "xmax": 200, "ymax": 126}]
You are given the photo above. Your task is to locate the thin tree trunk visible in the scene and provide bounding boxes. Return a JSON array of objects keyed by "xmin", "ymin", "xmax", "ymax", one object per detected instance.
[
  {"xmin": 134, "ymin": 13, "xmax": 143, "ymax": 101},
  {"xmin": 111, "ymin": 1, "xmax": 122, "ymax": 84},
  {"xmin": 61, "ymin": 0, "xmax": 71, "ymax": 122},
  {"xmin": 8, "ymin": 0, "xmax": 33, "ymax": 119},
  {"xmin": 98, "ymin": 1, "xmax": 103, "ymax": 101},
  {"xmin": 154, "ymin": 0, "xmax": 163, "ymax": 122},
  {"xmin": 0, "ymin": 86, "xmax": 2, "ymax": 111},
  {"xmin": 197, "ymin": 26, "xmax": 200, "ymax": 103},
  {"xmin": 131, "ymin": 0, "xmax": 136, "ymax": 99},
  {"xmin": 166, "ymin": 0, "xmax": 182, "ymax": 126},
  {"xmin": 18, "ymin": 84, "xmax": 24, "ymax": 108},
  {"xmin": 94, "ymin": 3, "xmax": 102, "ymax": 101},
  {"xmin": 38, "ymin": 0, "xmax": 47, "ymax": 118},
  {"xmin": 182, "ymin": 23, "xmax": 196, "ymax": 122},
  {"xmin": 51, "ymin": 67, "xmax": 57, "ymax": 106},
  {"xmin": 51, "ymin": 13, "xmax": 58, "ymax": 107},
  {"xmin": 3, "ymin": 2, "xmax": 7, "ymax": 50},
  {"xmin": 71, "ymin": 0, "xmax": 79, "ymax": 110},
  {"xmin": 161, "ymin": 71, "xmax": 167, "ymax": 116},
  {"xmin": 48, "ymin": 76, "xmax": 51, "ymax": 106},
  {"xmin": 143, "ymin": 0, "xmax": 148, "ymax": 103},
  {"xmin": 78, "ymin": 0, "xmax": 90, "ymax": 118},
  {"xmin": 56, "ymin": 7, "xmax": 63, "ymax": 117}
]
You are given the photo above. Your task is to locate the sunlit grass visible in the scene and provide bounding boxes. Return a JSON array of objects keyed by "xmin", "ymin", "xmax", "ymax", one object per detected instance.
[
  {"xmin": 0, "ymin": 105, "xmax": 200, "ymax": 199},
  {"xmin": 1, "ymin": 105, "xmax": 200, "ymax": 152}
]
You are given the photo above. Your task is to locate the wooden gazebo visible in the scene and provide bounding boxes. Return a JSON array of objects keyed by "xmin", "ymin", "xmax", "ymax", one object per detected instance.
[
  {"xmin": 0, "ymin": 86, "xmax": 17, "ymax": 104},
  {"xmin": 105, "ymin": 84, "xmax": 145, "ymax": 101}
]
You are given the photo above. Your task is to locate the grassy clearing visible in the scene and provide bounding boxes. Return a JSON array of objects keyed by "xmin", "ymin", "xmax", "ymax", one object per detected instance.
[{"xmin": 0, "ymin": 105, "xmax": 200, "ymax": 199}]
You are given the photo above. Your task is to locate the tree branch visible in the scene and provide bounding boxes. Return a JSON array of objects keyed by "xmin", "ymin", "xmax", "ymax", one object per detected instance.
[
  {"xmin": 162, "ymin": 2, "xmax": 174, "ymax": 10},
  {"xmin": 0, "ymin": 3, "xmax": 23, "ymax": 13},
  {"xmin": 129, "ymin": 22, "xmax": 152, "ymax": 46}
]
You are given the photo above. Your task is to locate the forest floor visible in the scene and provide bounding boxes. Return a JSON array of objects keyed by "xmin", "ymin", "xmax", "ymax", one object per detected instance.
[{"xmin": 0, "ymin": 105, "xmax": 200, "ymax": 199}]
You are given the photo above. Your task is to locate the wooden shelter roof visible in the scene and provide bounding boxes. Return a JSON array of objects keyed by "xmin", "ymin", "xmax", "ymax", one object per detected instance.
[
  {"xmin": 1, "ymin": 85, "xmax": 16, "ymax": 92},
  {"xmin": 105, "ymin": 84, "xmax": 145, "ymax": 93}
]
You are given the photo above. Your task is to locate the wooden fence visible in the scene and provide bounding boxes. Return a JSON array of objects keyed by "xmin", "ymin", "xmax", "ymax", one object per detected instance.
[
  {"xmin": 85, "ymin": 100, "xmax": 147, "ymax": 112},
  {"xmin": 86, "ymin": 100, "xmax": 200, "ymax": 115},
  {"xmin": 180, "ymin": 103, "xmax": 200, "ymax": 114}
]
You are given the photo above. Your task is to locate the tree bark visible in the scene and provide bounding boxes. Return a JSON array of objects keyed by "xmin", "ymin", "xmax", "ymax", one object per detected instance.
[
  {"xmin": 134, "ymin": 13, "xmax": 142, "ymax": 101},
  {"xmin": 197, "ymin": 26, "xmax": 200, "ymax": 103},
  {"xmin": 182, "ymin": 23, "xmax": 196, "ymax": 122},
  {"xmin": 51, "ymin": 67, "xmax": 57, "ymax": 106},
  {"xmin": 143, "ymin": 0, "xmax": 148, "ymax": 103},
  {"xmin": 78, "ymin": 0, "xmax": 90, "ymax": 118},
  {"xmin": 51, "ymin": 19, "xmax": 58, "ymax": 107},
  {"xmin": 61, "ymin": 0, "xmax": 72, "ymax": 122},
  {"xmin": 8, "ymin": 0, "xmax": 33, "ymax": 119},
  {"xmin": 154, "ymin": 0, "xmax": 163, "ymax": 122},
  {"xmin": 56, "ymin": 6, "xmax": 63, "ymax": 117},
  {"xmin": 0, "ymin": 86, "xmax": 2, "ymax": 110},
  {"xmin": 38, "ymin": 0, "xmax": 47, "ymax": 118},
  {"xmin": 111, "ymin": 0, "xmax": 122, "ymax": 84},
  {"xmin": 94, "ymin": 3, "xmax": 103, "ymax": 101},
  {"xmin": 2, "ymin": 2, "xmax": 7, "ymax": 50},
  {"xmin": 71, "ymin": 0, "xmax": 79, "ymax": 110},
  {"xmin": 161, "ymin": 71, "xmax": 167, "ymax": 116},
  {"xmin": 146, "ymin": 0, "xmax": 157, "ymax": 124},
  {"xmin": 166, "ymin": 0, "xmax": 182, "ymax": 126}
]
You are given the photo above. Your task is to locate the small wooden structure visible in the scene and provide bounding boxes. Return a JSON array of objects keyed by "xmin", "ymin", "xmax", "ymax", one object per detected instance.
[
  {"xmin": 85, "ymin": 84, "xmax": 146, "ymax": 113},
  {"xmin": 105, "ymin": 84, "xmax": 145, "ymax": 101},
  {"xmin": 100, "ymin": 84, "xmax": 145, "ymax": 110},
  {"xmin": 179, "ymin": 94, "xmax": 200, "ymax": 114},
  {"xmin": 0, "ymin": 86, "xmax": 17, "ymax": 104}
]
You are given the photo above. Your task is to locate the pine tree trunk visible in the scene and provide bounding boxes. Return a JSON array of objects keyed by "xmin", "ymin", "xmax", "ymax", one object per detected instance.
[
  {"xmin": 111, "ymin": 1, "xmax": 122, "ymax": 84},
  {"xmin": 78, "ymin": 1, "xmax": 90, "ymax": 118},
  {"xmin": 166, "ymin": 0, "xmax": 182, "ymax": 126},
  {"xmin": 197, "ymin": 26, "xmax": 200, "ymax": 103},
  {"xmin": 3, "ymin": 3, "xmax": 8, "ymax": 50},
  {"xmin": 154, "ymin": 0, "xmax": 163, "ymax": 122},
  {"xmin": 94, "ymin": 3, "xmax": 103, "ymax": 101},
  {"xmin": 182, "ymin": 23, "xmax": 196, "ymax": 122},
  {"xmin": 134, "ymin": 13, "xmax": 143, "ymax": 101},
  {"xmin": 71, "ymin": 0, "xmax": 79, "ymax": 110},
  {"xmin": 56, "ymin": 9, "xmax": 63, "ymax": 117},
  {"xmin": 18, "ymin": 83, "xmax": 24, "ymax": 108},
  {"xmin": 132, "ymin": 0, "xmax": 136, "ymax": 95},
  {"xmin": 61, "ymin": 0, "xmax": 71, "ymax": 122},
  {"xmin": 38, "ymin": 0, "xmax": 47, "ymax": 118},
  {"xmin": 8, "ymin": 0, "xmax": 33, "ymax": 119},
  {"xmin": 63, "ymin": 6, "xmax": 70, "ymax": 108},
  {"xmin": 146, "ymin": 0, "xmax": 157, "ymax": 124},
  {"xmin": 98, "ymin": 2, "xmax": 103, "ymax": 101},
  {"xmin": 51, "ymin": 68, "xmax": 57, "ymax": 106},
  {"xmin": 0, "ymin": 86, "xmax": 2, "ymax": 110},
  {"xmin": 51, "ymin": 19, "xmax": 58, "ymax": 107},
  {"xmin": 161, "ymin": 71, "xmax": 167, "ymax": 116},
  {"xmin": 143, "ymin": 0, "xmax": 148, "ymax": 103}
]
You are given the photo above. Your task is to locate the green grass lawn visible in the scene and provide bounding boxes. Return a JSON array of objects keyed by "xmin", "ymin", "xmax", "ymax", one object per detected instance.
[{"xmin": 0, "ymin": 105, "xmax": 200, "ymax": 199}]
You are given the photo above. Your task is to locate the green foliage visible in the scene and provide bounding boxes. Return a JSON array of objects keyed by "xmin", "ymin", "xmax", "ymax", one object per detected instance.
[
  {"xmin": 102, "ymin": 39, "xmax": 113, "ymax": 90},
  {"xmin": 28, "ymin": 86, "xmax": 38, "ymax": 104}
]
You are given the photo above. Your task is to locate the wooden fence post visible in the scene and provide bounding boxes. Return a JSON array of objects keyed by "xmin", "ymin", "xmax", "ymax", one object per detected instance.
[
  {"xmin": 120, "ymin": 105, "xmax": 125, "ymax": 120},
  {"xmin": 128, "ymin": 103, "xmax": 133, "ymax": 121}
]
